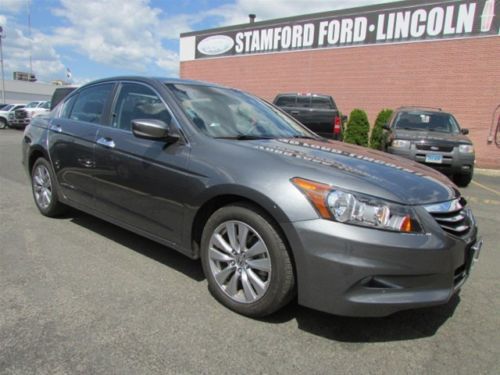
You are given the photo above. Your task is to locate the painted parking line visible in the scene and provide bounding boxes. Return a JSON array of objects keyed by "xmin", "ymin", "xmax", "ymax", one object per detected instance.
[
  {"xmin": 464, "ymin": 196, "xmax": 500, "ymax": 205},
  {"xmin": 471, "ymin": 180, "xmax": 500, "ymax": 196}
]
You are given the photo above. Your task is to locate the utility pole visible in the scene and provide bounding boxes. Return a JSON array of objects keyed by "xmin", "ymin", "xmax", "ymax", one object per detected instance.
[{"xmin": 0, "ymin": 26, "xmax": 5, "ymax": 104}]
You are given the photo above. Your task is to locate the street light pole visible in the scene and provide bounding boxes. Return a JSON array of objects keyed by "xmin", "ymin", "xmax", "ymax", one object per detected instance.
[{"xmin": 0, "ymin": 26, "xmax": 5, "ymax": 104}]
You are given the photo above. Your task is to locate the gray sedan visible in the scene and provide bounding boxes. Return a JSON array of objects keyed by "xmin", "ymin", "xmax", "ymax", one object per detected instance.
[{"xmin": 22, "ymin": 77, "xmax": 481, "ymax": 317}]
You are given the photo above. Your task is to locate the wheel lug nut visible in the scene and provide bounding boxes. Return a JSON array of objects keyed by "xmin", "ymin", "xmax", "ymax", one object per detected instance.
[{"xmin": 231, "ymin": 261, "xmax": 235, "ymax": 265}]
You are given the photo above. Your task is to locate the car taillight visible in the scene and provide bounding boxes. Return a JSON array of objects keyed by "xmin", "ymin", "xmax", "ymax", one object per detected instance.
[{"xmin": 333, "ymin": 116, "xmax": 341, "ymax": 134}]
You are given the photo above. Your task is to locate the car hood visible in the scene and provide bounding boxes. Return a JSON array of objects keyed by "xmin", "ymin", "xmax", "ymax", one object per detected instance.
[
  {"xmin": 232, "ymin": 137, "xmax": 459, "ymax": 205},
  {"xmin": 393, "ymin": 129, "xmax": 472, "ymax": 144}
]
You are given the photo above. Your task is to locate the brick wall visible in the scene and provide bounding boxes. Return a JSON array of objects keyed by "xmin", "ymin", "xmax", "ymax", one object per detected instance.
[{"xmin": 181, "ymin": 37, "xmax": 500, "ymax": 169}]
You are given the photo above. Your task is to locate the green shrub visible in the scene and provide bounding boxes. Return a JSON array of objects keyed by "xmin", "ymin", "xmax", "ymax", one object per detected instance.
[
  {"xmin": 370, "ymin": 109, "xmax": 393, "ymax": 150},
  {"xmin": 344, "ymin": 109, "xmax": 370, "ymax": 147}
]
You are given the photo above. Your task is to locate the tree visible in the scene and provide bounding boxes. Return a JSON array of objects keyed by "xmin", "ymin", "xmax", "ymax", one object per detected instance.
[
  {"xmin": 370, "ymin": 109, "xmax": 393, "ymax": 150},
  {"xmin": 344, "ymin": 109, "xmax": 370, "ymax": 147}
]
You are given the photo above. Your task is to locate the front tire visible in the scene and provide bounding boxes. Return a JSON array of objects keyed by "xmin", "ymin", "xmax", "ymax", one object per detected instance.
[
  {"xmin": 201, "ymin": 203, "xmax": 295, "ymax": 317},
  {"xmin": 31, "ymin": 158, "xmax": 67, "ymax": 217},
  {"xmin": 453, "ymin": 172, "xmax": 473, "ymax": 187},
  {"xmin": 0, "ymin": 118, "xmax": 7, "ymax": 129}
]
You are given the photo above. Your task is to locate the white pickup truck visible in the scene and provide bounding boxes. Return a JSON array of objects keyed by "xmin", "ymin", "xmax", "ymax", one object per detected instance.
[{"xmin": 9, "ymin": 101, "xmax": 51, "ymax": 129}]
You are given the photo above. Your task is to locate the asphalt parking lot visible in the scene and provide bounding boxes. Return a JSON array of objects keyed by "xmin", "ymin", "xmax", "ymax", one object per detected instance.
[{"xmin": 1, "ymin": 128, "xmax": 499, "ymax": 374}]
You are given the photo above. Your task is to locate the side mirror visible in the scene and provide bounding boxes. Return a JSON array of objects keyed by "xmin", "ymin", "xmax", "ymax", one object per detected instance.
[
  {"xmin": 132, "ymin": 119, "xmax": 179, "ymax": 142},
  {"xmin": 341, "ymin": 115, "xmax": 348, "ymax": 124},
  {"xmin": 383, "ymin": 123, "xmax": 391, "ymax": 131},
  {"xmin": 461, "ymin": 128, "xmax": 469, "ymax": 135}
]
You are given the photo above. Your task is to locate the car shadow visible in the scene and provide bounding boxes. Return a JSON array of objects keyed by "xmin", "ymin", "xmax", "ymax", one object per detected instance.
[
  {"xmin": 66, "ymin": 209, "xmax": 459, "ymax": 342},
  {"xmin": 67, "ymin": 209, "xmax": 205, "ymax": 282},
  {"xmin": 262, "ymin": 294, "xmax": 460, "ymax": 342}
]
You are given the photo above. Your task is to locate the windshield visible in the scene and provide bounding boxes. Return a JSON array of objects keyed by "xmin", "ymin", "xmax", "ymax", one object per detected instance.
[
  {"xmin": 393, "ymin": 111, "xmax": 460, "ymax": 133},
  {"xmin": 26, "ymin": 102, "xmax": 40, "ymax": 108},
  {"xmin": 167, "ymin": 84, "xmax": 317, "ymax": 139}
]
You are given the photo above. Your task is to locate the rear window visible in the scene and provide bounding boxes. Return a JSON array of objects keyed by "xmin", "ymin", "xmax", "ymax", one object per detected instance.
[
  {"xmin": 275, "ymin": 96, "xmax": 295, "ymax": 107},
  {"xmin": 311, "ymin": 97, "xmax": 334, "ymax": 109},
  {"xmin": 296, "ymin": 96, "xmax": 311, "ymax": 108}
]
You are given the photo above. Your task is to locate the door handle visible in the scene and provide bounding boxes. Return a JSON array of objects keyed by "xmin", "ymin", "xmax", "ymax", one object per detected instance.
[
  {"xmin": 49, "ymin": 124, "xmax": 62, "ymax": 133},
  {"xmin": 290, "ymin": 111, "xmax": 300, "ymax": 115},
  {"xmin": 97, "ymin": 137, "xmax": 115, "ymax": 148}
]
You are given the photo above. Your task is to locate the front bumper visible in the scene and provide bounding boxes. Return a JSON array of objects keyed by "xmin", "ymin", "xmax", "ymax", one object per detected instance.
[
  {"xmin": 388, "ymin": 146, "xmax": 474, "ymax": 175},
  {"xmin": 10, "ymin": 118, "xmax": 31, "ymax": 128},
  {"xmin": 283, "ymin": 212, "xmax": 479, "ymax": 317}
]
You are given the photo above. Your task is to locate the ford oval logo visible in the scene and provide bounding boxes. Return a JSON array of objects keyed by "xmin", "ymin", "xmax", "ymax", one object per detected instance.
[{"xmin": 197, "ymin": 35, "xmax": 234, "ymax": 56}]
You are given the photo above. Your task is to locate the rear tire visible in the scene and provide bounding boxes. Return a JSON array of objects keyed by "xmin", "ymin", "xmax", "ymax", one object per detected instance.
[
  {"xmin": 453, "ymin": 172, "xmax": 473, "ymax": 187},
  {"xmin": 31, "ymin": 158, "xmax": 68, "ymax": 217},
  {"xmin": 200, "ymin": 203, "xmax": 295, "ymax": 317}
]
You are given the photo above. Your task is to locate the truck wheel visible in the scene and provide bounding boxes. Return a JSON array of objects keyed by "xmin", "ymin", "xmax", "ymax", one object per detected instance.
[
  {"xmin": 200, "ymin": 203, "xmax": 295, "ymax": 317},
  {"xmin": 0, "ymin": 118, "xmax": 7, "ymax": 129},
  {"xmin": 453, "ymin": 172, "xmax": 473, "ymax": 187},
  {"xmin": 31, "ymin": 158, "xmax": 68, "ymax": 217}
]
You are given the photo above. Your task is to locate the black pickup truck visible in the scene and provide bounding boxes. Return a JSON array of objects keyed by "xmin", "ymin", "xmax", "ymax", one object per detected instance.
[{"xmin": 273, "ymin": 93, "xmax": 345, "ymax": 140}]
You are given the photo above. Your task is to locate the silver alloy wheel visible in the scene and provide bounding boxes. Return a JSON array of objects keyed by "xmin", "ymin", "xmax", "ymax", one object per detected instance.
[
  {"xmin": 33, "ymin": 164, "xmax": 53, "ymax": 210},
  {"xmin": 208, "ymin": 220, "xmax": 272, "ymax": 303}
]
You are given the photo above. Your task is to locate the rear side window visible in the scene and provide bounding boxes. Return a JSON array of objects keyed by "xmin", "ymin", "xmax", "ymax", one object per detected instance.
[
  {"xmin": 68, "ymin": 84, "xmax": 114, "ymax": 124},
  {"xmin": 275, "ymin": 96, "xmax": 296, "ymax": 107},
  {"xmin": 311, "ymin": 97, "xmax": 333, "ymax": 109}
]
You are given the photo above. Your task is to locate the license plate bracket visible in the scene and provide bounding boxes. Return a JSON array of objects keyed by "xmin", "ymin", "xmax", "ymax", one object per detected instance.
[{"xmin": 425, "ymin": 154, "xmax": 443, "ymax": 164}]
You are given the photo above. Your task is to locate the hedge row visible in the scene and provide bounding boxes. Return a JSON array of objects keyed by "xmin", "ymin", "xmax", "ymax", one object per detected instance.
[{"xmin": 343, "ymin": 108, "xmax": 393, "ymax": 150}]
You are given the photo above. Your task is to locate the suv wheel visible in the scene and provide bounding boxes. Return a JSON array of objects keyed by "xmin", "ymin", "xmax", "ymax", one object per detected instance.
[
  {"xmin": 31, "ymin": 158, "xmax": 67, "ymax": 217},
  {"xmin": 201, "ymin": 203, "xmax": 295, "ymax": 317},
  {"xmin": 453, "ymin": 172, "xmax": 473, "ymax": 187}
]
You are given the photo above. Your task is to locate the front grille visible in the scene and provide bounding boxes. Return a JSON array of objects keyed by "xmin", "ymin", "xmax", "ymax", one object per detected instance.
[
  {"xmin": 424, "ymin": 197, "xmax": 471, "ymax": 236},
  {"xmin": 416, "ymin": 144, "xmax": 454, "ymax": 152},
  {"xmin": 15, "ymin": 110, "xmax": 27, "ymax": 119}
]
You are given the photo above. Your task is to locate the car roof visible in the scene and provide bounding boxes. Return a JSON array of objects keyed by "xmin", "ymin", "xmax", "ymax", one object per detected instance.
[
  {"xmin": 396, "ymin": 106, "xmax": 450, "ymax": 115},
  {"xmin": 276, "ymin": 93, "xmax": 331, "ymax": 98},
  {"xmin": 79, "ymin": 76, "xmax": 230, "ymax": 90}
]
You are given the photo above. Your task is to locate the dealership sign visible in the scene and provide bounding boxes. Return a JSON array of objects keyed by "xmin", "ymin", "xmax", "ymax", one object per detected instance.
[{"xmin": 180, "ymin": 0, "xmax": 498, "ymax": 60}]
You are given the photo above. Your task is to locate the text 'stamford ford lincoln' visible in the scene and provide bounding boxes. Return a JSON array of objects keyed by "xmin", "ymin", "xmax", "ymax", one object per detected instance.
[{"xmin": 22, "ymin": 77, "xmax": 482, "ymax": 317}]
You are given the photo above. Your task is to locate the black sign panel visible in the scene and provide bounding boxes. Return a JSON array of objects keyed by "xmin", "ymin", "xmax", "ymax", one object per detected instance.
[{"xmin": 193, "ymin": 0, "xmax": 498, "ymax": 59}]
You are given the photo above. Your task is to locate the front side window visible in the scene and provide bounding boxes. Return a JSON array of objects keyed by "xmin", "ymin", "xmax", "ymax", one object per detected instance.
[
  {"xmin": 68, "ymin": 84, "xmax": 114, "ymax": 124},
  {"xmin": 60, "ymin": 94, "xmax": 79, "ymax": 119},
  {"xmin": 112, "ymin": 83, "xmax": 171, "ymax": 131},
  {"xmin": 168, "ymin": 84, "xmax": 316, "ymax": 139},
  {"xmin": 40, "ymin": 101, "xmax": 51, "ymax": 109},
  {"xmin": 26, "ymin": 102, "xmax": 39, "ymax": 108}
]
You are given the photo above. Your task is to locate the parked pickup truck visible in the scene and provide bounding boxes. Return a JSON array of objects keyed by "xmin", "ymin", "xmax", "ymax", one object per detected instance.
[
  {"xmin": 9, "ymin": 101, "xmax": 50, "ymax": 129},
  {"xmin": 273, "ymin": 93, "xmax": 345, "ymax": 140}
]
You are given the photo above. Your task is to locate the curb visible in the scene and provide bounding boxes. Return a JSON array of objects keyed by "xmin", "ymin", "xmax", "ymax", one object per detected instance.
[{"xmin": 475, "ymin": 168, "xmax": 500, "ymax": 177}]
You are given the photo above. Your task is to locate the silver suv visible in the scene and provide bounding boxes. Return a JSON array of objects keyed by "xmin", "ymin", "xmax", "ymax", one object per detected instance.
[{"xmin": 384, "ymin": 107, "xmax": 474, "ymax": 186}]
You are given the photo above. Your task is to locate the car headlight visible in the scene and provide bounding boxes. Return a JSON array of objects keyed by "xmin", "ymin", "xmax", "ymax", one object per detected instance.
[
  {"xmin": 292, "ymin": 178, "xmax": 421, "ymax": 233},
  {"xmin": 391, "ymin": 139, "xmax": 411, "ymax": 148},
  {"xmin": 458, "ymin": 144, "xmax": 474, "ymax": 153}
]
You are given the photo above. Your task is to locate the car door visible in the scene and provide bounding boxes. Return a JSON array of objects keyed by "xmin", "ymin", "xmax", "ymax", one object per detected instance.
[
  {"xmin": 93, "ymin": 82, "xmax": 190, "ymax": 244},
  {"xmin": 48, "ymin": 83, "xmax": 115, "ymax": 208}
]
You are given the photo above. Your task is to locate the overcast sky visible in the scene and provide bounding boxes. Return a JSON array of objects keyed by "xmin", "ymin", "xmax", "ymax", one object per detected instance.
[{"xmin": 0, "ymin": 0, "xmax": 400, "ymax": 84}]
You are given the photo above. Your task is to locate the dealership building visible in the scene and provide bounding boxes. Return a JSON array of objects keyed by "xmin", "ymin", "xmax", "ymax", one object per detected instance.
[{"xmin": 180, "ymin": 0, "xmax": 499, "ymax": 168}]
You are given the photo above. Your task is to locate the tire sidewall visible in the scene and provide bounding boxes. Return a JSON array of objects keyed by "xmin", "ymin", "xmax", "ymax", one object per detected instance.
[
  {"xmin": 201, "ymin": 204, "xmax": 293, "ymax": 317},
  {"xmin": 31, "ymin": 158, "xmax": 62, "ymax": 216}
]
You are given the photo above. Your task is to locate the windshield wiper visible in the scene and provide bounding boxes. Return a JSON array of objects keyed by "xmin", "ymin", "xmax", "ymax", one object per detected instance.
[
  {"xmin": 214, "ymin": 135, "xmax": 274, "ymax": 140},
  {"xmin": 283, "ymin": 135, "xmax": 318, "ymax": 140}
]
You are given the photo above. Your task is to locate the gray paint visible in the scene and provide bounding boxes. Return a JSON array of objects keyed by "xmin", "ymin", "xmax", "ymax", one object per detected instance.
[{"xmin": 22, "ymin": 76, "xmax": 479, "ymax": 317}]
